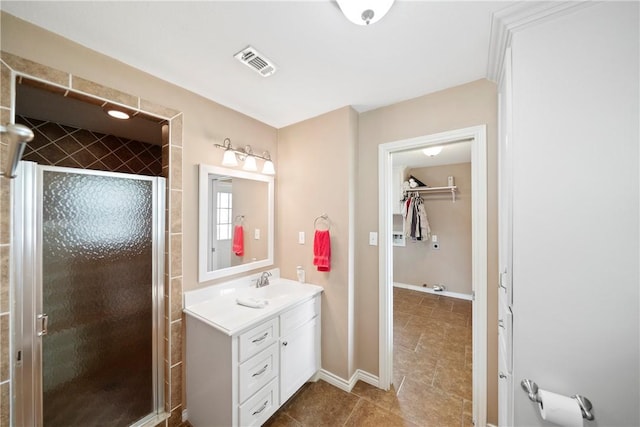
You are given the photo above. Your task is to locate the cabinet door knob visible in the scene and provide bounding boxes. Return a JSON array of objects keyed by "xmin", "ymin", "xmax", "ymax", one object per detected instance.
[{"xmin": 282, "ymin": 341, "xmax": 288, "ymax": 346}]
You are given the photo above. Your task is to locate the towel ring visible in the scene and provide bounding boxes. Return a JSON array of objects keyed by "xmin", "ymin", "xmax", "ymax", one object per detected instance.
[
  {"xmin": 314, "ymin": 214, "xmax": 330, "ymax": 231},
  {"xmin": 234, "ymin": 215, "xmax": 245, "ymax": 224}
]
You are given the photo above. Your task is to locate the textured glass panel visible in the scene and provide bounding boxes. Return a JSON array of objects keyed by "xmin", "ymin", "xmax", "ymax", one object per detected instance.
[{"xmin": 41, "ymin": 171, "xmax": 154, "ymax": 427}]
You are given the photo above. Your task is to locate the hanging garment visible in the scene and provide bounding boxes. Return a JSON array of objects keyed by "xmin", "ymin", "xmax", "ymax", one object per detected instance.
[
  {"xmin": 416, "ymin": 198, "xmax": 431, "ymax": 241},
  {"xmin": 402, "ymin": 193, "xmax": 431, "ymax": 241}
]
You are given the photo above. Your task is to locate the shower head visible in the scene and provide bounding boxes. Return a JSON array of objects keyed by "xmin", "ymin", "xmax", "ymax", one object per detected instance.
[
  {"xmin": 1, "ymin": 123, "xmax": 35, "ymax": 142},
  {"xmin": 1, "ymin": 123, "xmax": 35, "ymax": 179}
]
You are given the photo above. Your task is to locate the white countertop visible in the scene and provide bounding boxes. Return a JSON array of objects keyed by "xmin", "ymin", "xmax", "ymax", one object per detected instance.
[{"xmin": 184, "ymin": 275, "xmax": 323, "ymax": 336}]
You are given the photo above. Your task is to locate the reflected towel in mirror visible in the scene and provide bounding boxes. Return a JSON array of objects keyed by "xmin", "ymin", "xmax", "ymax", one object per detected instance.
[{"xmin": 233, "ymin": 225, "xmax": 244, "ymax": 256}]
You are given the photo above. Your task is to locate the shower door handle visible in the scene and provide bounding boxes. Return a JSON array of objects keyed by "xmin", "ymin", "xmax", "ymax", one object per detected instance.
[{"xmin": 37, "ymin": 313, "xmax": 48, "ymax": 336}]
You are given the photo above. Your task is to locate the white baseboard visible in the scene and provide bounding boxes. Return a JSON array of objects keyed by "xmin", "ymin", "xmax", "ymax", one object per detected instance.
[
  {"xmin": 317, "ymin": 369, "xmax": 379, "ymax": 392},
  {"xmin": 182, "ymin": 409, "xmax": 188, "ymax": 422},
  {"xmin": 394, "ymin": 282, "xmax": 472, "ymax": 301}
]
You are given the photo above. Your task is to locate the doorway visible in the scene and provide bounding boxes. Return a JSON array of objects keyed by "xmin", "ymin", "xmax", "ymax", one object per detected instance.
[{"xmin": 378, "ymin": 125, "xmax": 488, "ymax": 425}]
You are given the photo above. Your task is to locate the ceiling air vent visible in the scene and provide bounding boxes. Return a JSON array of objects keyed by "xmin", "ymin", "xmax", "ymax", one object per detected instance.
[{"xmin": 234, "ymin": 46, "xmax": 277, "ymax": 77}]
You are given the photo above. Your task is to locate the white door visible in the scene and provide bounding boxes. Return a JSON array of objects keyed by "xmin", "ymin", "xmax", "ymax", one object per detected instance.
[{"xmin": 508, "ymin": 3, "xmax": 639, "ymax": 426}]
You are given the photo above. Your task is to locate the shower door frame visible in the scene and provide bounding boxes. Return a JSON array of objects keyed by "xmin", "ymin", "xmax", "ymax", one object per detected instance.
[{"xmin": 12, "ymin": 162, "xmax": 166, "ymax": 427}]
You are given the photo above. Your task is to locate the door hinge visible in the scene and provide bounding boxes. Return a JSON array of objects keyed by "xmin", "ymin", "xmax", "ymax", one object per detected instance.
[{"xmin": 472, "ymin": 290, "xmax": 475, "ymax": 301}]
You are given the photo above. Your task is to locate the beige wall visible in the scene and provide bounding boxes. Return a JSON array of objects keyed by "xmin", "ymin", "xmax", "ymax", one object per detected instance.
[
  {"xmin": 356, "ymin": 79, "xmax": 499, "ymax": 423},
  {"xmin": 232, "ymin": 178, "xmax": 270, "ymax": 266},
  {"xmin": 394, "ymin": 163, "xmax": 472, "ymax": 295},
  {"xmin": 276, "ymin": 106, "xmax": 357, "ymax": 380}
]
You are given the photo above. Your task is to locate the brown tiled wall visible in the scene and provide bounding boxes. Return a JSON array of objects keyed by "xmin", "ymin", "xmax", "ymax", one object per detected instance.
[
  {"xmin": 0, "ymin": 52, "xmax": 183, "ymax": 427},
  {"xmin": 18, "ymin": 115, "xmax": 163, "ymax": 176}
]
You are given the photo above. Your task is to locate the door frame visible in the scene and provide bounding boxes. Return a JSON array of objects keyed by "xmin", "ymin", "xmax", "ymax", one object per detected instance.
[
  {"xmin": 378, "ymin": 125, "xmax": 488, "ymax": 425},
  {"xmin": 12, "ymin": 162, "xmax": 166, "ymax": 427}
]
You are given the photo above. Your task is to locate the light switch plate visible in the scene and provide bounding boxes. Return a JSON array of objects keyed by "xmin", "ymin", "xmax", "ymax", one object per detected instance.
[
  {"xmin": 254, "ymin": 228, "xmax": 260, "ymax": 240},
  {"xmin": 369, "ymin": 232, "xmax": 378, "ymax": 246},
  {"xmin": 298, "ymin": 231, "xmax": 305, "ymax": 244}
]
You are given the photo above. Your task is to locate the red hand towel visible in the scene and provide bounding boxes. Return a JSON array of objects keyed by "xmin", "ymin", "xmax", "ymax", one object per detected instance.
[
  {"xmin": 313, "ymin": 230, "xmax": 331, "ymax": 272},
  {"xmin": 232, "ymin": 225, "xmax": 244, "ymax": 256}
]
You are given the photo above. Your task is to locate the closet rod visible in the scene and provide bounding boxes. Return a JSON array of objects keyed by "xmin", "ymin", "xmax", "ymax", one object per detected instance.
[{"xmin": 407, "ymin": 186, "xmax": 458, "ymax": 202}]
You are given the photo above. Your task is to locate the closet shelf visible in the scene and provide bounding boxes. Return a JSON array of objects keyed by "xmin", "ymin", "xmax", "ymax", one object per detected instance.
[{"xmin": 406, "ymin": 185, "xmax": 458, "ymax": 202}]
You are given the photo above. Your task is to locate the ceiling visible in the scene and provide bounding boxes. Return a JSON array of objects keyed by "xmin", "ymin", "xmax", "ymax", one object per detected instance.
[{"xmin": 1, "ymin": 1, "xmax": 514, "ymax": 130}]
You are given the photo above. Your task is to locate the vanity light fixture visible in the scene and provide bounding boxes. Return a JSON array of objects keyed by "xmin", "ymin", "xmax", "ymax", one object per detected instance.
[
  {"xmin": 423, "ymin": 146, "xmax": 443, "ymax": 157},
  {"xmin": 222, "ymin": 145, "xmax": 238, "ymax": 166},
  {"xmin": 215, "ymin": 138, "xmax": 275, "ymax": 175},
  {"xmin": 262, "ymin": 152, "xmax": 275, "ymax": 175},
  {"xmin": 337, "ymin": 0, "xmax": 395, "ymax": 26},
  {"xmin": 243, "ymin": 151, "xmax": 258, "ymax": 172}
]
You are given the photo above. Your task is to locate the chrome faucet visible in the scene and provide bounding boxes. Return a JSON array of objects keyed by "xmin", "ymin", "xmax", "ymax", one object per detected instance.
[{"xmin": 256, "ymin": 271, "xmax": 272, "ymax": 288}]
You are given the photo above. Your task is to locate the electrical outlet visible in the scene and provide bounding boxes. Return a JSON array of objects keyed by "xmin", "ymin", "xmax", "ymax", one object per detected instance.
[
  {"xmin": 298, "ymin": 231, "xmax": 305, "ymax": 244},
  {"xmin": 254, "ymin": 228, "xmax": 260, "ymax": 239}
]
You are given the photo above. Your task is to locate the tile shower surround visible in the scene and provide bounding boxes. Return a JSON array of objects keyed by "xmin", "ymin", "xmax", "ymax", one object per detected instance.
[
  {"xmin": 0, "ymin": 52, "xmax": 185, "ymax": 427},
  {"xmin": 265, "ymin": 288, "xmax": 473, "ymax": 427},
  {"xmin": 17, "ymin": 115, "xmax": 163, "ymax": 176}
]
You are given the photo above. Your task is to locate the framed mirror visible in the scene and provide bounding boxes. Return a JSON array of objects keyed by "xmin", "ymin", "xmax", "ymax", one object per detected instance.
[{"xmin": 198, "ymin": 164, "xmax": 274, "ymax": 282}]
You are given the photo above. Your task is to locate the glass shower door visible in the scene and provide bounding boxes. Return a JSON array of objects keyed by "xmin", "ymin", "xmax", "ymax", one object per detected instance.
[{"xmin": 31, "ymin": 165, "xmax": 164, "ymax": 426}]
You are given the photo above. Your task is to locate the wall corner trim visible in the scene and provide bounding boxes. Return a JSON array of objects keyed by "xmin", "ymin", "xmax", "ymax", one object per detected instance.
[{"xmin": 486, "ymin": 1, "xmax": 595, "ymax": 83}]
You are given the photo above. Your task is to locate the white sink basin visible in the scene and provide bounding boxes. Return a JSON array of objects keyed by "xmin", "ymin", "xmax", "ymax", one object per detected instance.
[
  {"xmin": 244, "ymin": 280, "xmax": 306, "ymax": 300},
  {"xmin": 184, "ymin": 275, "xmax": 323, "ymax": 335}
]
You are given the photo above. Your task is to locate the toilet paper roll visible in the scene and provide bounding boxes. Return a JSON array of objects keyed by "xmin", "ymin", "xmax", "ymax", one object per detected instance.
[{"xmin": 538, "ymin": 389, "xmax": 583, "ymax": 427}]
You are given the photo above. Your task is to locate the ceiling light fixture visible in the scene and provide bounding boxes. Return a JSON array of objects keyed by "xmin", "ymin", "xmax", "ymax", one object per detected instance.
[
  {"xmin": 337, "ymin": 0, "xmax": 395, "ymax": 26},
  {"xmin": 215, "ymin": 138, "xmax": 275, "ymax": 175},
  {"xmin": 423, "ymin": 146, "xmax": 443, "ymax": 157},
  {"xmin": 106, "ymin": 109, "xmax": 130, "ymax": 120}
]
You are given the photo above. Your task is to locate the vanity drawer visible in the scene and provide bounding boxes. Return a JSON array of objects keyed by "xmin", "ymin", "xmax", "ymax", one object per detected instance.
[
  {"xmin": 239, "ymin": 317, "xmax": 279, "ymax": 362},
  {"xmin": 239, "ymin": 343, "xmax": 279, "ymax": 403},
  {"xmin": 281, "ymin": 296, "xmax": 318, "ymax": 336},
  {"xmin": 238, "ymin": 378, "xmax": 279, "ymax": 427}
]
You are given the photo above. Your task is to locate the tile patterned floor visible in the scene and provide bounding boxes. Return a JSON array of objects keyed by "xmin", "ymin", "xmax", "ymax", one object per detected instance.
[{"xmin": 265, "ymin": 287, "xmax": 472, "ymax": 427}]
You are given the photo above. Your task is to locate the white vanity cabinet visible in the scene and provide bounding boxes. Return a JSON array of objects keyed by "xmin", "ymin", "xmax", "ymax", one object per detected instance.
[
  {"xmin": 279, "ymin": 297, "xmax": 320, "ymax": 403},
  {"xmin": 185, "ymin": 286, "xmax": 321, "ymax": 427}
]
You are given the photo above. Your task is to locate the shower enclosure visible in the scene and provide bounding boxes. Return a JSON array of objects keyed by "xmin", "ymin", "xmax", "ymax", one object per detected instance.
[{"xmin": 13, "ymin": 162, "xmax": 166, "ymax": 426}]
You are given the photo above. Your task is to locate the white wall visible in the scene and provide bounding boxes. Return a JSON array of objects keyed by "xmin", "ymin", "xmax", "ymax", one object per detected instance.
[{"xmin": 511, "ymin": 3, "xmax": 639, "ymax": 426}]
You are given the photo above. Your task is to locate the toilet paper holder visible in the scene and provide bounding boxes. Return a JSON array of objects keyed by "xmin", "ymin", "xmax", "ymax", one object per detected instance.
[{"xmin": 521, "ymin": 379, "xmax": 594, "ymax": 421}]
